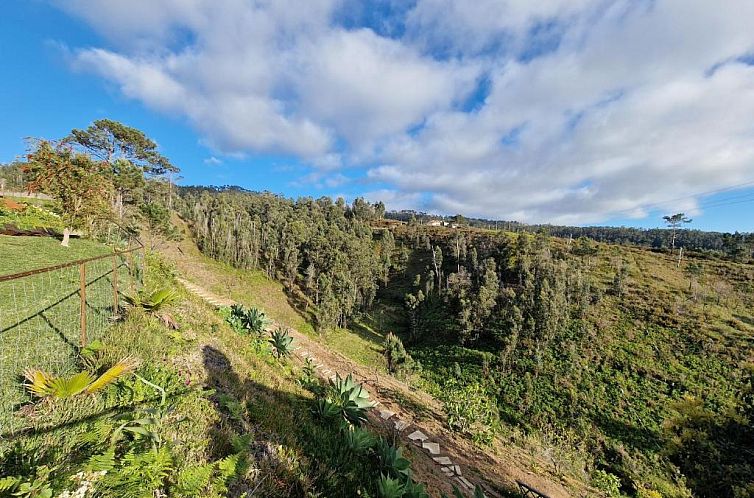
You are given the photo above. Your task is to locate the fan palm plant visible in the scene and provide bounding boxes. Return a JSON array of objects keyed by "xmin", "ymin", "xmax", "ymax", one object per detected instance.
[
  {"xmin": 124, "ymin": 287, "xmax": 180, "ymax": 329},
  {"xmin": 24, "ymin": 357, "xmax": 139, "ymax": 399},
  {"xmin": 124, "ymin": 287, "xmax": 179, "ymax": 312}
]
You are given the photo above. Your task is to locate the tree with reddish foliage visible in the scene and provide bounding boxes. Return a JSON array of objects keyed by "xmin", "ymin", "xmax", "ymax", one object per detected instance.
[{"xmin": 24, "ymin": 139, "xmax": 113, "ymax": 246}]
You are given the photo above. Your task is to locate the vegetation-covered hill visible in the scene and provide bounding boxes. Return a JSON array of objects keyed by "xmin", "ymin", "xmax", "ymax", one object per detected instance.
[
  {"xmin": 384, "ymin": 210, "xmax": 754, "ymax": 259},
  {"xmin": 2, "ymin": 118, "xmax": 753, "ymax": 497},
  {"xmin": 178, "ymin": 187, "xmax": 754, "ymax": 498}
]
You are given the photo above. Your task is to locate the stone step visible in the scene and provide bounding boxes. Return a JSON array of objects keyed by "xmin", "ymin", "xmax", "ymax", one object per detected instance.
[
  {"xmin": 422, "ymin": 442, "xmax": 440, "ymax": 455},
  {"xmin": 408, "ymin": 430, "xmax": 428, "ymax": 442},
  {"xmin": 433, "ymin": 456, "xmax": 453, "ymax": 466},
  {"xmin": 456, "ymin": 476, "xmax": 473, "ymax": 490},
  {"xmin": 379, "ymin": 409, "xmax": 395, "ymax": 420},
  {"xmin": 394, "ymin": 419, "xmax": 410, "ymax": 431}
]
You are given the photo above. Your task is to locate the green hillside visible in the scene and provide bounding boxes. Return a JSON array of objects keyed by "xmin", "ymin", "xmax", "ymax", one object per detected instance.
[
  {"xmin": 377, "ymin": 224, "xmax": 754, "ymax": 497},
  {"xmin": 176, "ymin": 187, "xmax": 754, "ymax": 498}
]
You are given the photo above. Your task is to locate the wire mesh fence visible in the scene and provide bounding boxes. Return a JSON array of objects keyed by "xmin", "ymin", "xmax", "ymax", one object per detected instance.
[{"xmin": 0, "ymin": 238, "xmax": 143, "ymax": 435}]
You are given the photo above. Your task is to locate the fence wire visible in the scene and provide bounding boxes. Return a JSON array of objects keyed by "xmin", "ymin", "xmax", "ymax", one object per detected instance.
[{"xmin": 0, "ymin": 246, "xmax": 142, "ymax": 435}]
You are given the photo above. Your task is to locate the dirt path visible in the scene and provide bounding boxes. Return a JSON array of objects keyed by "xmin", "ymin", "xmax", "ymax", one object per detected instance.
[
  {"xmin": 169, "ymin": 253, "xmax": 576, "ymax": 498},
  {"xmin": 157, "ymin": 220, "xmax": 582, "ymax": 497}
]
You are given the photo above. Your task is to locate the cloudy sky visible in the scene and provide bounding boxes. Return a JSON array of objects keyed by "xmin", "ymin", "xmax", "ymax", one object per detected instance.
[{"xmin": 2, "ymin": 0, "xmax": 754, "ymax": 230}]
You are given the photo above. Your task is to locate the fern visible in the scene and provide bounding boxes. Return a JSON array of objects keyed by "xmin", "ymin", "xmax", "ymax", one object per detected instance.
[
  {"xmin": 173, "ymin": 454, "xmax": 243, "ymax": 497},
  {"xmin": 174, "ymin": 463, "xmax": 214, "ymax": 495},
  {"xmin": 97, "ymin": 447, "xmax": 174, "ymax": 498},
  {"xmin": 216, "ymin": 453, "xmax": 242, "ymax": 481},
  {"xmin": 86, "ymin": 447, "xmax": 116, "ymax": 472},
  {"xmin": 0, "ymin": 476, "xmax": 19, "ymax": 493}
]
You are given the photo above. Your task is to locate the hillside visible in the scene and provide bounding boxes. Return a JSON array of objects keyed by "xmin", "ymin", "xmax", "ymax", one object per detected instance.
[
  {"xmin": 176, "ymin": 187, "xmax": 754, "ymax": 498},
  {"xmin": 2, "ymin": 236, "xmax": 477, "ymax": 497}
]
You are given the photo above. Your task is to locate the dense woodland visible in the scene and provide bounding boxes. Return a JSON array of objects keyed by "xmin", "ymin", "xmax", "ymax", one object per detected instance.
[
  {"xmin": 179, "ymin": 187, "xmax": 754, "ymax": 498},
  {"xmin": 177, "ymin": 187, "xmax": 390, "ymax": 330}
]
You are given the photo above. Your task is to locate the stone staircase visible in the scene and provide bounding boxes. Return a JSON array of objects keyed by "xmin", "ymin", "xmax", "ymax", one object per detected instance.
[{"xmin": 179, "ymin": 277, "xmax": 478, "ymax": 493}]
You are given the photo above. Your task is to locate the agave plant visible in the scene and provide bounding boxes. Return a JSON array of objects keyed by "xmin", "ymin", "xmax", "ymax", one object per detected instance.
[
  {"xmin": 377, "ymin": 474, "xmax": 405, "ymax": 498},
  {"xmin": 376, "ymin": 438, "xmax": 411, "ymax": 478},
  {"xmin": 299, "ymin": 357, "xmax": 317, "ymax": 385},
  {"xmin": 24, "ymin": 357, "xmax": 139, "ymax": 399},
  {"xmin": 441, "ymin": 485, "xmax": 487, "ymax": 498},
  {"xmin": 343, "ymin": 426, "xmax": 376, "ymax": 456},
  {"xmin": 328, "ymin": 373, "xmax": 377, "ymax": 426},
  {"xmin": 224, "ymin": 305, "xmax": 269, "ymax": 335},
  {"xmin": 312, "ymin": 398, "xmax": 341, "ymax": 420},
  {"xmin": 243, "ymin": 307, "xmax": 269, "ymax": 334},
  {"xmin": 269, "ymin": 327, "xmax": 294, "ymax": 359},
  {"xmin": 402, "ymin": 479, "xmax": 430, "ymax": 498}
]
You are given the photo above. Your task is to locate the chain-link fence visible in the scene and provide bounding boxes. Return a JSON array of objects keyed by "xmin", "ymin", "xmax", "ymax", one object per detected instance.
[{"xmin": 0, "ymin": 239, "xmax": 143, "ymax": 435}]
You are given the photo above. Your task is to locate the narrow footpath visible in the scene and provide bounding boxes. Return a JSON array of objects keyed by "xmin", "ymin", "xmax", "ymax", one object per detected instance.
[{"xmin": 177, "ymin": 274, "xmax": 573, "ymax": 498}]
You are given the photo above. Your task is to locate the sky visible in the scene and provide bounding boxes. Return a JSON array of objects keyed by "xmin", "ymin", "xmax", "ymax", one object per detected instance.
[{"xmin": 1, "ymin": 0, "xmax": 754, "ymax": 232}]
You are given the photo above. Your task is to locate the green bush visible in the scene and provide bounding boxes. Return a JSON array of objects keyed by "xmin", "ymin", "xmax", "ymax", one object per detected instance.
[
  {"xmin": 383, "ymin": 332, "xmax": 418, "ymax": 376},
  {"xmin": 442, "ymin": 381, "xmax": 499, "ymax": 445},
  {"xmin": 592, "ymin": 469, "xmax": 621, "ymax": 497}
]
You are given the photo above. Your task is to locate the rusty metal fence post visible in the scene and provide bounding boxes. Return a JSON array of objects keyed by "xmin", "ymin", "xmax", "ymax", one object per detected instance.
[
  {"xmin": 127, "ymin": 251, "xmax": 136, "ymax": 295},
  {"xmin": 0, "ymin": 230, "xmax": 143, "ymax": 435},
  {"xmin": 79, "ymin": 263, "xmax": 87, "ymax": 348},
  {"xmin": 112, "ymin": 255, "xmax": 119, "ymax": 313}
]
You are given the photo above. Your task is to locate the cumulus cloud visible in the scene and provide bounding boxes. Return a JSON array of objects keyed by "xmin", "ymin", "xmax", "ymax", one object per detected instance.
[{"xmin": 57, "ymin": 0, "xmax": 754, "ymax": 223}]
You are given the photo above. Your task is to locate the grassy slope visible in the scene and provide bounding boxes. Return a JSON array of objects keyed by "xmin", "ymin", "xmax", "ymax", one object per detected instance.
[
  {"xmin": 0, "ymin": 248, "xmax": 405, "ymax": 496},
  {"xmin": 0, "ymin": 196, "xmax": 63, "ymax": 232},
  {"xmin": 0, "ymin": 235, "xmax": 111, "ymax": 275},
  {"xmin": 0, "ymin": 236, "xmax": 118, "ymax": 433},
  {"xmin": 376, "ymin": 227, "xmax": 754, "ymax": 495},
  {"xmin": 251, "ymin": 224, "xmax": 754, "ymax": 495},
  {"xmin": 161, "ymin": 229, "xmax": 568, "ymax": 497}
]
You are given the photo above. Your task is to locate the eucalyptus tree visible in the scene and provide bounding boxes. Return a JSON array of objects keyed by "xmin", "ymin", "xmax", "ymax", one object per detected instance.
[{"xmin": 663, "ymin": 213, "xmax": 693, "ymax": 250}]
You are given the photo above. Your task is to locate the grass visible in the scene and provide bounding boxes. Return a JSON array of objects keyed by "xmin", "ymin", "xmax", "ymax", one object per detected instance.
[
  {"xmin": 161, "ymin": 222, "xmax": 316, "ymax": 336},
  {"xmin": 0, "ymin": 251, "xmax": 425, "ymax": 497},
  {"xmin": 0, "ymin": 235, "xmax": 112, "ymax": 275},
  {"xmin": 0, "ymin": 236, "xmax": 135, "ymax": 434},
  {"xmin": 0, "ymin": 197, "xmax": 64, "ymax": 231}
]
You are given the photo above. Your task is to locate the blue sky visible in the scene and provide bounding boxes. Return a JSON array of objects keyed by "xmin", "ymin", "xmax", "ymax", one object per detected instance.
[{"xmin": 1, "ymin": 0, "xmax": 753, "ymax": 232}]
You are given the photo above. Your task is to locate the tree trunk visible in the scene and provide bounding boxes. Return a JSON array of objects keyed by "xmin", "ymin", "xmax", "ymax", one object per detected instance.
[{"xmin": 61, "ymin": 227, "xmax": 71, "ymax": 247}]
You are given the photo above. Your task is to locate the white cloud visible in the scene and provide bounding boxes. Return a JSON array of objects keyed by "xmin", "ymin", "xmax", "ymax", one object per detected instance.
[
  {"xmin": 203, "ymin": 156, "xmax": 222, "ymax": 166},
  {"xmin": 58, "ymin": 0, "xmax": 754, "ymax": 224}
]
